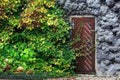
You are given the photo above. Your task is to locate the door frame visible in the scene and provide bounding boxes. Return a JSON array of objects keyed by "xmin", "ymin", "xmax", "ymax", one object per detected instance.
[{"xmin": 70, "ymin": 15, "xmax": 97, "ymax": 74}]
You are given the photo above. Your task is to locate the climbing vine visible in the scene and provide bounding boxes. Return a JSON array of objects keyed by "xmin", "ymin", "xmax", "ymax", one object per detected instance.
[{"xmin": 0, "ymin": 0, "xmax": 75, "ymax": 78}]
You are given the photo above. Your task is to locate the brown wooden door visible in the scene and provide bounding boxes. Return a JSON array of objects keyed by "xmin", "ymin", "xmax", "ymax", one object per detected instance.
[{"xmin": 71, "ymin": 17, "xmax": 95, "ymax": 74}]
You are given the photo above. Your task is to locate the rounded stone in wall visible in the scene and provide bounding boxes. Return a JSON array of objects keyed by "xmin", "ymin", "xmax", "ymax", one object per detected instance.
[
  {"xmin": 107, "ymin": 64, "xmax": 120, "ymax": 76},
  {"xmin": 116, "ymin": 31, "xmax": 120, "ymax": 37},
  {"xmin": 86, "ymin": 0, "xmax": 100, "ymax": 8},
  {"xmin": 115, "ymin": 38, "xmax": 120, "ymax": 46},
  {"xmin": 115, "ymin": 58, "xmax": 120, "ymax": 63},
  {"xmin": 106, "ymin": 0, "xmax": 115, "ymax": 7},
  {"xmin": 103, "ymin": 60, "xmax": 111, "ymax": 66},
  {"xmin": 100, "ymin": 5, "xmax": 109, "ymax": 15}
]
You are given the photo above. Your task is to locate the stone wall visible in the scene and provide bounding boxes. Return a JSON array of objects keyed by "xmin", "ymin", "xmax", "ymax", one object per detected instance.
[{"xmin": 57, "ymin": 0, "xmax": 120, "ymax": 76}]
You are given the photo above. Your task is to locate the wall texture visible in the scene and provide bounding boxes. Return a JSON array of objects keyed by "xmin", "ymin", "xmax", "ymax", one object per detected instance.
[{"xmin": 57, "ymin": 0, "xmax": 120, "ymax": 76}]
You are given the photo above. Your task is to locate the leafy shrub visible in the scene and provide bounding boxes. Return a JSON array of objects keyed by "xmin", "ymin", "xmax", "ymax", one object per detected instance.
[{"xmin": 0, "ymin": 0, "xmax": 75, "ymax": 77}]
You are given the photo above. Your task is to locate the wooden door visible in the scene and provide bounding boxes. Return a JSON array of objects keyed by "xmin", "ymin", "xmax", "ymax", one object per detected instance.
[{"xmin": 71, "ymin": 17, "xmax": 95, "ymax": 74}]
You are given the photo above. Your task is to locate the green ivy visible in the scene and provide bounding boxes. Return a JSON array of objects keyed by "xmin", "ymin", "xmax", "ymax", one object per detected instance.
[{"xmin": 0, "ymin": 0, "xmax": 75, "ymax": 77}]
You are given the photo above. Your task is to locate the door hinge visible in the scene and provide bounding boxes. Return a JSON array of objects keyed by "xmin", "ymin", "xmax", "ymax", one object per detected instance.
[
  {"xmin": 71, "ymin": 22, "xmax": 74, "ymax": 29},
  {"xmin": 91, "ymin": 30, "xmax": 96, "ymax": 32}
]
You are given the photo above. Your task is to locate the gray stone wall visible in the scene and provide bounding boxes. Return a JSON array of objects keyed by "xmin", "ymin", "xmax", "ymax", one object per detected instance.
[{"xmin": 57, "ymin": 0, "xmax": 120, "ymax": 76}]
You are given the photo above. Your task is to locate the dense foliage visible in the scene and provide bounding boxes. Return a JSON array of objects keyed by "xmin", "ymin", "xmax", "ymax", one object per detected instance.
[{"xmin": 0, "ymin": 0, "xmax": 75, "ymax": 77}]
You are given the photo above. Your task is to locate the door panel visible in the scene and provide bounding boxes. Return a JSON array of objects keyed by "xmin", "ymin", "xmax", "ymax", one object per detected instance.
[{"xmin": 71, "ymin": 17, "xmax": 95, "ymax": 74}]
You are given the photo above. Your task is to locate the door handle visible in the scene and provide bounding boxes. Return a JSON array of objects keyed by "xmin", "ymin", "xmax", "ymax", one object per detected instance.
[{"xmin": 91, "ymin": 30, "xmax": 96, "ymax": 32}]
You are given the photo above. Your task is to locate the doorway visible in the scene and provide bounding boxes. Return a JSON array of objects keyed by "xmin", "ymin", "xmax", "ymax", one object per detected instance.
[{"xmin": 71, "ymin": 16, "xmax": 96, "ymax": 74}]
